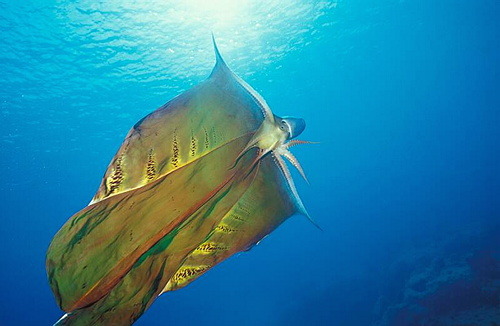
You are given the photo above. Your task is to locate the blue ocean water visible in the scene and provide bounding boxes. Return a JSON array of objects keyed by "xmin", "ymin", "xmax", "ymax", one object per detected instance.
[{"xmin": 1, "ymin": 0, "xmax": 499, "ymax": 325}]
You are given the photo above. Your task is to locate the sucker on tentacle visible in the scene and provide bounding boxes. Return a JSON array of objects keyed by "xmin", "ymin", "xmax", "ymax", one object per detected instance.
[
  {"xmin": 277, "ymin": 148, "xmax": 308, "ymax": 184},
  {"xmin": 231, "ymin": 113, "xmax": 320, "ymax": 229},
  {"xmin": 285, "ymin": 140, "xmax": 319, "ymax": 148},
  {"xmin": 272, "ymin": 152, "xmax": 322, "ymax": 230}
]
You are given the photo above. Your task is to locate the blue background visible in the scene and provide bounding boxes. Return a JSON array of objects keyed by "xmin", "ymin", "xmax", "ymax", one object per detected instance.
[{"xmin": 1, "ymin": 1, "xmax": 498, "ymax": 325}]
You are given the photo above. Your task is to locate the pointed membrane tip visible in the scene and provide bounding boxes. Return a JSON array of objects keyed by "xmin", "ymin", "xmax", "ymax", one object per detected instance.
[
  {"xmin": 306, "ymin": 213, "xmax": 323, "ymax": 231},
  {"xmin": 298, "ymin": 204, "xmax": 322, "ymax": 231},
  {"xmin": 211, "ymin": 33, "xmax": 225, "ymax": 66}
]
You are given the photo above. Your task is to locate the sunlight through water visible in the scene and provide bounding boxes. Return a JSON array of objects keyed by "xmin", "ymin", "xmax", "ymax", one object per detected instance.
[{"xmin": 1, "ymin": 0, "xmax": 337, "ymax": 153}]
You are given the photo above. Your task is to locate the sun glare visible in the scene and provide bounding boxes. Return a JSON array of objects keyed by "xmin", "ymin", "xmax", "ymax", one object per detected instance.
[{"xmin": 183, "ymin": 0, "xmax": 249, "ymax": 28}]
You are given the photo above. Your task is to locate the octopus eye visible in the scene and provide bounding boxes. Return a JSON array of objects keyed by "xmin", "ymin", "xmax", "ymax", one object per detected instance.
[{"xmin": 279, "ymin": 120, "xmax": 287, "ymax": 130}]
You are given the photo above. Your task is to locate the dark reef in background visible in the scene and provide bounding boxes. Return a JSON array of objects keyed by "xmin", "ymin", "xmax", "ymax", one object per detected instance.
[
  {"xmin": 377, "ymin": 226, "xmax": 499, "ymax": 326},
  {"xmin": 283, "ymin": 225, "xmax": 499, "ymax": 326}
]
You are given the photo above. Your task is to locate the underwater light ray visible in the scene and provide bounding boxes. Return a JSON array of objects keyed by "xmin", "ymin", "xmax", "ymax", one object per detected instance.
[{"xmin": 182, "ymin": 0, "xmax": 250, "ymax": 29}]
